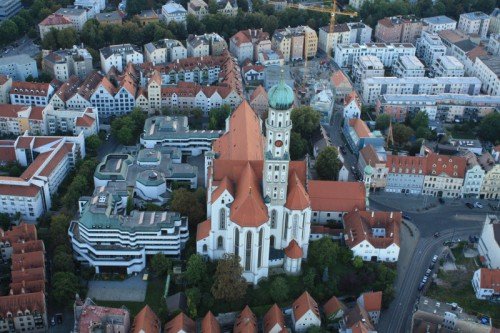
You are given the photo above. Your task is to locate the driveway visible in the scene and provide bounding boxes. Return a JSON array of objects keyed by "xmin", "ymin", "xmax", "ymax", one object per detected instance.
[{"xmin": 87, "ymin": 275, "xmax": 147, "ymax": 302}]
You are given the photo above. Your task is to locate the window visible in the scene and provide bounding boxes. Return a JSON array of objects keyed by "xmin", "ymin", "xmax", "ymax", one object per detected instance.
[
  {"xmin": 292, "ymin": 215, "xmax": 299, "ymax": 239},
  {"xmin": 258, "ymin": 229, "xmax": 263, "ymax": 268},
  {"xmin": 219, "ymin": 208, "xmax": 226, "ymax": 230},
  {"xmin": 202, "ymin": 244, "xmax": 207, "ymax": 252},
  {"xmin": 217, "ymin": 236, "xmax": 223, "ymax": 249},
  {"xmin": 283, "ymin": 213, "xmax": 289, "ymax": 240},
  {"xmin": 270, "ymin": 210, "xmax": 277, "ymax": 228},
  {"xmin": 245, "ymin": 231, "xmax": 252, "ymax": 271},
  {"xmin": 234, "ymin": 228, "xmax": 239, "ymax": 257}
]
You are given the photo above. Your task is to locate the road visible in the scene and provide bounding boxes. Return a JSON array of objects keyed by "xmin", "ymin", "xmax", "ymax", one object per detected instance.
[{"xmin": 371, "ymin": 198, "xmax": 489, "ymax": 332}]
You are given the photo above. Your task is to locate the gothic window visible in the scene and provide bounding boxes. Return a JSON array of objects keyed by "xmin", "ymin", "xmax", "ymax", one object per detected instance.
[
  {"xmin": 202, "ymin": 244, "xmax": 207, "ymax": 252},
  {"xmin": 245, "ymin": 231, "xmax": 252, "ymax": 271},
  {"xmin": 234, "ymin": 228, "xmax": 239, "ymax": 257},
  {"xmin": 270, "ymin": 210, "xmax": 277, "ymax": 228},
  {"xmin": 258, "ymin": 229, "xmax": 263, "ymax": 268},
  {"xmin": 292, "ymin": 215, "xmax": 298, "ymax": 239},
  {"xmin": 217, "ymin": 236, "xmax": 223, "ymax": 249},
  {"xmin": 283, "ymin": 213, "xmax": 289, "ymax": 240},
  {"xmin": 219, "ymin": 208, "xmax": 226, "ymax": 230}
]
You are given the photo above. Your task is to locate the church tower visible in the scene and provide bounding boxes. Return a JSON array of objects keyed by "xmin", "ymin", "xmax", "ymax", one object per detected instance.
[{"xmin": 263, "ymin": 73, "xmax": 294, "ymax": 205}]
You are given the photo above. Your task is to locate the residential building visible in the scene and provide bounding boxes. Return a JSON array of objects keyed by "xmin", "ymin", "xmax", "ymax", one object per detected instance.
[
  {"xmin": 38, "ymin": 14, "xmax": 73, "ymax": 39},
  {"xmin": 339, "ymin": 303, "xmax": 375, "ymax": 333},
  {"xmin": 422, "ymin": 15, "xmax": 457, "ymax": 33},
  {"xmin": 431, "ymin": 55, "xmax": 465, "ymax": 77},
  {"xmin": 243, "ymin": 64, "xmax": 265, "ymax": 83},
  {"xmin": 162, "ymin": 1, "xmax": 187, "ymax": 27},
  {"xmin": 472, "ymin": 268, "xmax": 500, "ymax": 300},
  {"xmin": 100, "ymin": 44, "xmax": 143, "ymax": 73},
  {"xmin": 216, "ymin": 0, "xmax": 237, "ymax": 16},
  {"xmin": 334, "ymin": 42, "xmax": 416, "ymax": 68},
  {"xmin": 323, "ymin": 296, "xmax": 347, "ymax": 321},
  {"xmin": 131, "ymin": 305, "xmax": 161, "ymax": 333},
  {"xmin": 230, "ymin": 29, "xmax": 272, "ymax": 63},
  {"xmin": 201, "ymin": 312, "xmax": 220, "ymax": 333},
  {"xmin": 490, "ymin": 8, "xmax": 500, "ymax": 34},
  {"xmin": 357, "ymin": 291, "xmax": 383, "ymax": 324},
  {"xmin": 458, "ymin": 12, "xmax": 490, "ymax": 38},
  {"xmin": 386, "ymin": 155, "xmax": 428, "ymax": 195},
  {"xmin": 187, "ymin": 0, "xmax": 208, "ymax": 19},
  {"xmin": 10, "ymin": 81, "xmax": 55, "ymax": 107},
  {"xmin": 45, "ymin": 106, "xmax": 99, "ymax": 137},
  {"xmin": 249, "ymin": 85, "xmax": 268, "ymax": 117},
  {"xmin": 416, "ymin": 31, "xmax": 447, "ymax": 66},
  {"xmin": 233, "ymin": 307, "xmax": 257, "ymax": 333},
  {"xmin": 187, "ymin": 33, "xmax": 227, "ymax": 57},
  {"xmin": 73, "ymin": 0, "xmax": 105, "ymax": 17},
  {"xmin": 144, "ymin": 39, "xmax": 187, "ymax": 65},
  {"xmin": 392, "ymin": 55, "xmax": 425, "ymax": 77},
  {"xmin": 42, "ymin": 45, "xmax": 93, "ymax": 81},
  {"xmin": 0, "ymin": 223, "xmax": 39, "ymax": 262},
  {"xmin": 272, "ymin": 26, "xmax": 318, "ymax": 62},
  {"xmin": 342, "ymin": 118, "xmax": 385, "ymax": 154},
  {"xmin": 164, "ymin": 312, "xmax": 195, "ymax": 333},
  {"xmin": 74, "ymin": 298, "xmax": 130, "ymax": 332},
  {"xmin": 343, "ymin": 91, "xmax": 362, "ymax": 120},
  {"xmin": 376, "ymin": 94, "xmax": 499, "ymax": 123},
  {"xmin": 411, "ymin": 296, "xmax": 493, "ymax": 333},
  {"xmin": 461, "ymin": 152, "xmax": 485, "ymax": 198},
  {"xmin": 352, "ymin": 55, "xmax": 384, "ymax": 86},
  {"xmin": 0, "ymin": 55, "xmax": 38, "ymax": 81},
  {"xmin": 258, "ymin": 49, "xmax": 285, "ymax": 66},
  {"xmin": 331, "ymin": 70, "xmax": 354, "ymax": 104},
  {"xmin": 135, "ymin": 9, "xmax": 160, "ymax": 26},
  {"xmin": 0, "ymin": 75, "xmax": 12, "ymax": 104},
  {"xmin": 438, "ymin": 29, "xmax": 470, "ymax": 54},
  {"xmin": 487, "ymin": 34, "xmax": 500, "ymax": 55},
  {"xmin": 318, "ymin": 22, "xmax": 372, "ymax": 56},
  {"xmin": 449, "ymin": 39, "xmax": 488, "ymax": 75},
  {"xmin": 0, "ymin": 0, "xmax": 21, "ymax": 21},
  {"xmin": 69, "ymin": 184, "xmax": 189, "ymax": 273},
  {"xmin": 55, "ymin": 7, "xmax": 88, "ymax": 31},
  {"xmin": 375, "ymin": 16, "xmax": 423, "ymax": 44},
  {"xmin": 344, "ymin": 210, "xmax": 401, "ymax": 262},
  {"xmin": 478, "ymin": 153, "xmax": 499, "ymax": 199},
  {"xmin": 473, "ymin": 56, "xmax": 500, "ymax": 96},
  {"xmin": 263, "ymin": 304, "xmax": 286, "ymax": 333},
  {"xmin": 362, "ymin": 76, "xmax": 482, "ymax": 105},
  {"xmin": 291, "ymin": 292, "xmax": 321, "ymax": 332},
  {"xmin": 95, "ymin": 11, "xmax": 124, "ymax": 25},
  {"xmin": 0, "ymin": 292, "xmax": 47, "ymax": 332},
  {"xmin": 0, "ymin": 104, "xmax": 46, "ymax": 136},
  {"xmin": 478, "ymin": 215, "xmax": 500, "ymax": 268},
  {"xmin": 358, "ymin": 144, "xmax": 388, "ymax": 189},
  {"xmin": 311, "ymin": 89, "xmax": 334, "ymax": 125}
]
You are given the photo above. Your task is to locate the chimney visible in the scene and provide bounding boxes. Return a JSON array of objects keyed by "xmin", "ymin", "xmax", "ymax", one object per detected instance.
[{"xmin": 371, "ymin": 211, "xmax": 374, "ymax": 218}]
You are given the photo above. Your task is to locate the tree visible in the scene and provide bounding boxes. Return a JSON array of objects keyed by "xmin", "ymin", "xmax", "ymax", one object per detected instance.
[
  {"xmin": 410, "ymin": 111, "xmax": 429, "ymax": 131},
  {"xmin": 50, "ymin": 215, "xmax": 71, "ymax": 250},
  {"xmin": 478, "ymin": 112, "xmax": 500, "ymax": 144},
  {"xmin": 51, "ymin": 272, "xmax": 80, "ymax": 307},
  {"xmin": 57, "ymin": 28, "xmax": 78, "ymax": 49},
  {"xmin": 375, "ymin": 114, "xmax": 391, "ymax": 131},
  {"xmin": 126, "ymin": 0, "xmax": 147, "ymax": 15},
  {"xmin": 170, "ymin": 188, "xmax": 206, "ymax": 227},
  {"xmin": 53, "ymin": 250, "xmax": 75, "ymax": 272},
  {"xmin": 85, "ymin": 135, "xmax": 101, "ymax": 157},
  {"xmin": 208, "ymin": 105, "xmax": 230, "ymax": 130},
  {"xmin": 150, "ymin": 253, "xmax": 172, "ymax": 277},
  {"xmin": 308, "ymin": 238, "xmax": 340, "ymax": 275},
  {"xmin": 291, "ymin": 106, "xmax": 321, "ymax": 140},
  {"xmin": 290, "ymin": 131, "xmax": 308, "ymax": 160},
  {"xmin": 211, "ymin": 254, "xmax": 247, "ymax": 302},
  {"xmin": 353, "ymin": 256, "xmax": 364, "ymax": 269},
  {"xmin": 186, "ymin": 287, "xmax": 201, "ymax": 318},
  {"xmin": 0, "ymin": 213, "xmax": 10, "ymax": 230},
  {"xmin": 185, "ymin": 254, "xmax": 207, "ymax": 286},
  {"xmin": 208, "ymin": 0, "xmax": 218, "ymax": 14},
  {"xmin": 315, "ymin": 146, "xmax": 341, "ymax": 180},
  {"xmin": 392, "ymin": 124, "xmax": 414, "ymax": 146},
  {"xmin": 269, "ymin": 277, "xmax": 289, "ymax": 303}
]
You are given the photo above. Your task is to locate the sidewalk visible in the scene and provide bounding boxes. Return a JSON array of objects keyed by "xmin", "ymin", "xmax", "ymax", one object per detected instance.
[
  {"xmin": 369, "ymin": 192, "xmax": 439, "ymax": 213},
  {"xmin": 394, "ymin": 219, "xmax": 420, "ymax": 289}
]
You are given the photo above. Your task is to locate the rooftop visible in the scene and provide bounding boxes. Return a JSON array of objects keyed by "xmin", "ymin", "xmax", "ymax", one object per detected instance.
[
  {"xmin": 143, "ymin": 116, "xmax": 222, "ymax": 141},
  {"xmin": 344, "ymin": 210, "xmax": 401, "ymax": 249},
  {"xmin": 460, "ymin": 11, "xmax": 490, "ymax": 20},
  {"xmin": 422, "ymin": 15, "xmax": 457, "ymax": 25},
  {"xmin": 478, "ymin": 55, "xmax": 500, "ymax": 77}
]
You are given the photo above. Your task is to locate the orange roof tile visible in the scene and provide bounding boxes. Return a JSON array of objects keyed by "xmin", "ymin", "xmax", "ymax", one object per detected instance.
[
  {"xmin": 132, "ymin": 305, "xmax": 161, "ymax": 333},
  {"xmin": 331, "ymin": 70, "xmax": 352, "ymax": 88},
  {"xmin": 284, "ymin": 240, "xmax": 303, "ymax": 259},
  {"xmin": 263, "ymin": 304, "xmax": 286, "ymax": 333},
  {"xmin": 308, "ymin": 180, "xmax": 366, "ymax": 212},
  {"xmin": 343, "ymin": 304, "xmax": 374, "ymax": 331},
  {"xmin": 211, "ymin": 176, "xmax": 234, "ymax": 203},
  {"xmin": 39, "ymin": 13, "xmax": 72, "ymax": 26},
  {"xmin": 39, "ymin": 143, "xmax": 73, "ymax": 177},
  {"xmin": 196, "ymin": 219, "xmax": 211, "ymax": 241},
  {"xmin": 164, "ymin": 312, "xmax": 195, "ymax": 333},
  {"xmin": 292, "ymin": 291, "xmax": 320, "ymax": 322},
  {"xmin": 10, "ymin": 279, "xmax": 45, "ymax": 294},
  {"xmin": 234, "ymin": 306, "xmax": 257, "ymax": 333},
  {"xmin": 426, "ymin": 153, "xmax": 466, "ymax": 178},
  {"xmin": 11, "ymin": 267, "xmax": 45, "ymax": 284},
  {"xmin": 75, "ymin": 114, "xmax": 95, "ymax": 127},
  {"xmin": 0, "ymin": 104, "xmax": 27, "ymax": 118},
  {"xmin": 249, "ymin": 85, "xmax": 267, "ymax": 103},
  {"xmin": 0, "ymin": 141, "xmax": 16, "ymax": 163},
  {"xmin": 479, "ymin": 268, "xmax": 500, "ymax": 292},
  {"xmin": 360, "ymin": 145, "xmax": 384, "ymax": 166},
  {"xmin": 344, "ymin": 210, "xmax": 401, "ymax": 249},
  {"xmin": 348, "ymin": 118, "xmax": 371, "ymax": 138},
  {"xmin": 344, "ymin": 91, "xmax": 361, "ymax": 108},
  {"xmin": 323, "ymin": 296, "xmax": 346, "ymax": 318},
  {"xmin": 11, "ymin": 251, "xmax": 45, "ymax": 271},
  {"xmin": 285, "ymin": 172, "xmax": 310, "ymax": 210},
  {"xmin": 20, "ymin": 150, "xmax": 52, "ymax": 180},
  {"xmin": 360, "ymin": 291, "xmax": 382, "ymax": 312},
  {"xmin": 10, "ymin": 81, "xmax": 51, "ymax": 97},
  {"xmin": 0, "ymin": 223, "xmax": 38, "ymax": 244},
  {"xmin": 386, "ymin": 154, "xmax": 427, "ymax": 174},
  {"xmin": 0, "ymin": 292, "xmax": 46, "ymax": 317},
  {"xmin": 15, "ymin": 136, "xmax": 34, "ymax": 149},
  {"xmin": 0, "ymin": 183, "xmax": 40, "ymax": 197},
  {"xmin": 0, "ymin": 74, "xmax": 10, "ymax": 85},
  {"xmin": 12, "ymin": 240, "xmax": 45, "ymax": 254},
  {"xmin": 201, "ymin": 311, "xmax": 220, "ymax": 333},
  {"xmin": 53, "ymin": 75, "xmax": 81, "ymax": 102},
  {"xmin": 29, "ymin": 107, "xmax": 45, "ymax": 121}
]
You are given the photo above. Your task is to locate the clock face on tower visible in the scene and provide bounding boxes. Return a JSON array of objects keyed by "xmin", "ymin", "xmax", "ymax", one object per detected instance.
[{"xmin": 275, "ymin": 140, "xmax": 283, "ymax": 147}]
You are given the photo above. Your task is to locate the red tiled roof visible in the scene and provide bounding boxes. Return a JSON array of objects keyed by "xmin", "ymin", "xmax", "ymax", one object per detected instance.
[
  {"xmin": 9, "ymin": 279, "xmax": 45, "ymax": 294},
  {"xmin": 20, "ymin": 151, "xmax": 52, "ymax": 180},
  {"xmin": 0, "ymin": 74, "xmax": 10, "ymax": 85},
  {"xmin": 53, "ymin": 76, "xmax": 81, "ymax": 102},
  {"xmin": 0, "ymin": 104, "xmax": 27, "ymax": 118},
  {"xmin": 344, "ymin": 91, "xmax": 361, "ymax": 108},
  {"xmin": 10, "ymin": 82, "xmax": 51, "ymax": 97},
  {"xmin": 11, "ymin": 267, "xmax": 45, "ymax": 284},
  {"xmin": 12, "ymin": 240, "xmax": 45, "ymax": 254},
  {"xmin": 426, "ymin": 153, "xmax": 466, "ymax": 178},
  {"xmin": 11, "ymin": 251, "xmax": 45, "ymax": 271},
  {"xmin": 285, "ymin": 172, "xmax": 310, "ymax": 211},
  {"xmin": 234, "ymin": 306, "xmax": 257, "ymax": 333},
  {"xmin": 344, "ymin": 210, "xmax": 401, "ymax": 249},
  {"xmin": 75, "ymin": 114, "xmax": 95, "ymax": 127},
  {"xmin": 231, "ymin": 29, "xmax": 269, "ymax": 47},
  {"xmin": 292, "ymin": 291, "xmax": 320, "ymax": 322},
  {"xmin": 0, "ymin": 183, "xmax": 40, "ymax": 197},
  {"xmin": 39, "ymin": 143, "xmax": 72, "ymax": 177},
  {"xmin": 323, "ymin": 296, "xmax": 346, "ymax": 318},
  {"xmin": 132, "ymin": 305, "xmax": 161, "ymax": 333},
  {"xmin": 16, "ymin": 136, "xmax": 34, "ymax": 149},
  {"xmin": 211, "ymin": 176, "xmax": 234, "ymax": 203},
  {"xmin": 360, "ymin": 145, "xmax": 384, "ymax": 166},
  {"xmin": 360, "ymin": 291, "xmax": 382, "ymax": 312},
  {"xmin": 0, "ymin": 140, "xmax": 16, "ymax": 163},
  {"xmin": 0, "ymin": 223, "xmax": 38, "ymax": 244},
  {"xmin": 348, "ymin": 118, "xmax": 371, "ymax": 138},
  {"xmin": 263, "ymin": 304, "xmax": 286, "ymax": 333},
  {"xmin": 196, "ymin": 219, "xmax": 211, "ymax": 241},
  {"xmin": 331, "ymin": 70, "xmax": 352, "ymax": 88},
  {"xmin": 308, "ymin": 180, "xmax": 366, "ymax": 212},
  {"xmin": 39, "ymin": 13, "xmax": 72, "ymax": 26},
  {"xmin": 164, "ymin": 312, "xmax": 195, "ymax": 333},
  {"xmin": 0, "ymin": 292, "xmax": 46, "ymax": 317},
  {"xmin": 386, "ymin": 154, "xmax": 427, "ymax": 174},
  {"xmin": 284, "ymin": 240, "xmax": 303, "ymax": 259},
  {"xmin": 249, "ymin": 85, "xmax": 267, "ymax": 103},
  {"xmin": 479, "ymin": 268, "xmax": 500, "ymax": 292},
  {"xmin": 201, "ymin": 311, "xmax": 220, "ymax": 333}
]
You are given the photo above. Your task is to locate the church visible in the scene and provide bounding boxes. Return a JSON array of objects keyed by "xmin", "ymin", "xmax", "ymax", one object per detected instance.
[{"xmin": 196, "ymin": 78, "xmax": 369, "ymax": 284}]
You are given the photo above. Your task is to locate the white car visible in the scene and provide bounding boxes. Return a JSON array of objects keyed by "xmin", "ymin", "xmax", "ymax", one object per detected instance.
[{"xmin": 474, "ymin": 202, "xmax": 483, "ymax": 208}]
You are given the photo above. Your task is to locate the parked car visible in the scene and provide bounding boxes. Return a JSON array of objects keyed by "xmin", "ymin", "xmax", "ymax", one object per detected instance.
[
  {"xmin": 422, "ymin": 276, "xmax": 428, "ymax": 283},
  {"xmin": 50, "ymin": 317, "xmax": 56, "ymax": 326},
  {"xmin": 474, "ymin": 202, "xmax": 483, "ymax": 208},
  {"xmin": 429, "ymin": 262, "xmax": 435, "ymax": 269},
  {"xmin": 432, "ymin": 255, "xmax": 439, "ymax": 263},
  {"xmin": 418, "ymin": 282, "xmax": 425, "ymax": 291},
  {"xmin": 402, "ymin": 213, "xmax": 412, "ymax": 220},
  {"xmin": 425, "ymin": 268, "xmax": 432, "ymax": 277},
  {"xmin": 438, "ymin": 198, "xmax": 445, "ymax": 204},
  {"xmin": 465, "ymin": 203, "xmax": 474, "ymax": 209}
]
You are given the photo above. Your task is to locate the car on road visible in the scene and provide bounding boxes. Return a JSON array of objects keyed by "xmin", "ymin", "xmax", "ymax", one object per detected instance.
[
  {"xmin": 50, "ymin": 317, "xmax": 56, "ymax": 326},
  {"xmin": 425, "ymin": 268, "xmax": 432, "ymax": 277},
  {"xmin": 402, "ymin": 213, "xmax": 412, "ymax": 220},
  {"xmin": 474, "ymin": 202, "xmax": 483, "ymax": 208},
  {"xmin": 465, "ymin": 203, "xmax": 474, "ymax": 209},
  {"xmin": 418, "ymin": 282, "xmax": 425, "ymax": 291},
  {"xmin": 434, "ymin": 232, "xmax": 440, "ymax": 238},
  {"xmin": 429, "ymin": 262, "xmax": 435, "ymax": 269},
  {"xmin": 422, "ymin": 276, "xmax": 428, "ymax": 284},
  {"xmin": 432, "ymin": 255, "xmax": 439, "ymax": 263}
]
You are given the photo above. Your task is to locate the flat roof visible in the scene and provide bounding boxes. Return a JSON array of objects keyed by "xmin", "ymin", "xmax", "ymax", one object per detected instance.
[
  {"xmin": 422, "ymin": 15, "xmax": 456, "ymax": 25},
  {"xmin": 478, "ymin": 56, "xmax": 500, "ymax": 77}
]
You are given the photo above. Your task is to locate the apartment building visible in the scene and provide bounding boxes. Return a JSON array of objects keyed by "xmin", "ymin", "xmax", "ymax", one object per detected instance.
[
  {"xmin": 488, "ymin": 34, "xmax": 500, "ymax": 55},
  {"xmin": 99, "ymin": 44, "xmax": 143, "ymax": 73},
  {"xmin": 216, "ymin": 0, "xmax": 238, "ymax": 16},
  {"xmin": 187, "ymin": 0, "xmax": 208, "ymax": 19},
  {"xmin": 352, "ymin": 55, "xmax": 384, "ymax": 86},
  {"xmin": 55, "ymin": 7, "xmax": 88, "ymax": 31},
  {"xmin": 0, "ymin": 75, "xmax": 12, "ymax": 104},
  {"xmin": 144, "ymin": 39, "xmax": 187, "ymax": 65},
  {"xmin": 362, "ymin": 76, "xmax": 482, "ymax": 105},
  {"xmin": 318, "ymin": 22, "xmax": 372, "ymax": 56},
  {"xmin": 74, "ymin": 0, "xmax": 105, "ymax": 17},
  {"xmin": 431, "ymin": 55, "xmax": 465, "ymax": 77},
  {"xmin": 392, "ymin": 55, "xmax": 425, "ymax": 78},
  {"xmin": 472, "ymin": 268, "xmax": 500, "ymax": 300},
  {"xmin": 10, "ymin": 82, "xmax": 55, "ymax": 107},
  {"xmin": 449, "ymin": 39, "xmax": 488, "ymax": 75},
  {"xmin": 473, "ymin": 56, "xmax": 500, "ymax": 96},
  {"xmin": 376, "ymin": 94, "xmax": 499, "ymax": 123},
  {"xmin": 478, "ymin": 153, "xmax": 500, "ymax": 200},
  {"xmin": 0, "ymin": 54, "xmax": 38, "ymax": 81},
  {"xmin": 438, "ymin": 29, "xmax": 470, "ymax": 54},
  {"xmin": 272, "ymin": 26, "xmax": 318, "ymax": 62},
  {"xmin": 458, "ymin": 12, "xmax": 490, "ymax": 38},
  {"xmin": 331, "ymin": 70, "xmax": 354, "ymax": 104},
  {"xmin": 45, "ymin": 106, "xmax": 99, "ymax": 137},
  {"xmin": 69, "ymin": 185, "xmax": 189, "ymax": 274},
  {"xmin": 0, "ymin": 0, "xmax": 21, "ymax": 21},
  {"xmin": 230, "ymin": 29, "xmax": 272, "ymax": 63},
  {"xmin": 416, "ymin": 31, "xmax": 447, "ymax": 66},
  {"xmin": 42, "ymin": 45, "xmax": 93, "ymax": 81},
  {"xmin": 478, "ymin": 214, "xmax": 500, "ymax": 268},
  {"xmin": 187, "ymin": 33, "xmax": 227, "ymax": 57},
  {"xmin": 258, "ymin": 49, "xmax": 285, "ymax": 66},
  {"xmin": 249, "ymin": 85, "xmax": 268, "ymax": 118},
  {"xmin": 490, "ymin": 8, "xmax": 500, "ymax": 34},
  {"xmin": 358, "ymin": 144, "xmax": 388, "ymax": 189},
  {"xmin": 153, "ymin": 54, "xmax": 225, "ymax": 85},
  {"xmin": 461, "ymin": 152, "xmax": 485, "ymax": 198},
  {"xmin": 334, "ymin": 43, "xmax": 416, "ymax": 68},
  {"xmin": 38, "ymin": 14, "xmax": 73, "ymax": 39},
  {"xmin": 375, "ymin": 16, "xmax": 423, "ymax": 44},
  {"xmin": 343, "ymin": 91, "xmax": 362, "ymax": 120},
  {"xmin": 422, "ymin": 15, "xmax": 457, "ymax": 33},
  {"xmin": 135, "ymin": 9, "xmax": 159, "ymax": 26},
  {"xmin": 162, "ymin": 1, "xmax": 187, "ymax": 26}
]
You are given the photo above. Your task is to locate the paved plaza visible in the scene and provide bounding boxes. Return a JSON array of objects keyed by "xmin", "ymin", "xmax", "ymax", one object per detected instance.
[{"xmin": 87, "ymin": 274, "xmax": 147, "ymax": 302}]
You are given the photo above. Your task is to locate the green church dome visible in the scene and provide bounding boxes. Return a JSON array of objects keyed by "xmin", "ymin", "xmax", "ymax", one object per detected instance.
[
  {"xmin": 268, "ymin": 76, "xmax": 294, "ymax": 110},
  {"xmin": 364, "ymin": 164, "xmax": 374, "ymax": 176}
]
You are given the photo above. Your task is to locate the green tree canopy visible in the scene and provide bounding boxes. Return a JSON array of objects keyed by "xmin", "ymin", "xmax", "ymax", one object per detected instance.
[
  {"xmin": 291, "ymin": 106, "xmax": 321, "ymax": 140},
  {"xmin": 49, "ymin": 215, "xmax": 71, "ymax": 250},
  {"xmin": 290, "ymin": 131, "xmax": 308, "ymax": 160},
  {"xmin": 211, "ymin": 254, "xmax": 247, "ymax": 302},
  {"xmin": 51, "ymin": 272, "xmax": 80, "ymax": 307},
  {"xmin": 53, "ymin": 250, "xmax": 75, "ymax": 273},
  {"xmin": 375, "ymin": 114, "xmax": 391, "ymax": 131},
  {"xmin": 85, "ymin": 135, "xmax": 101, "ymax": 157},
  {"xmin": 315, "ymin": 146, "xmax": 341, "ymax": 180},
  {"xmin": 392, "ymin": 124, "xmax": 414, "ymax": 146},
  {"xmin": 308, "ymin": 238, "xmax": 341, "ymax": 275},
  {"xmin": 208, "ymin": 105, "xmax": 231, "ymax": 130},
  {"xmin": 478, "ymin": 112, "xmax": 500, "ymax": 144},
  {"xmin": 170, "ymin": 188, "xmax": 206, "ymax": 227},
  {"xmin": 269, "ymin": 276, "xmax": 290, "ymax": 303},
  {"xmin": 410, "ymin": 111, "xmax": 429, "ymax": 131},
  {"xmin": 150, "ymin": 253, "xmax": 172, "ymax": 277},
  {"xmin": 185, "ymin": 254, "xmax": 208, "ymax": 286}
]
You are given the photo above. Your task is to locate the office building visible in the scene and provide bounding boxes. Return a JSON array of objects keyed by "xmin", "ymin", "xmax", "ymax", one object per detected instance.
[{"xmin": 0, "ymin": 0, "xmax": 22, "ymax": 21}]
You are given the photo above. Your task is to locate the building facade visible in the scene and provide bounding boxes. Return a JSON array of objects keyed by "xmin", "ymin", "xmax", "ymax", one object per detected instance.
[
  {"xmin": 334, "ymin": 43, "xmax": 416, "ymax": 68},
  {"xmin": 458, "ymin": 12, "xmax": 490, "ymax": 38}
]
